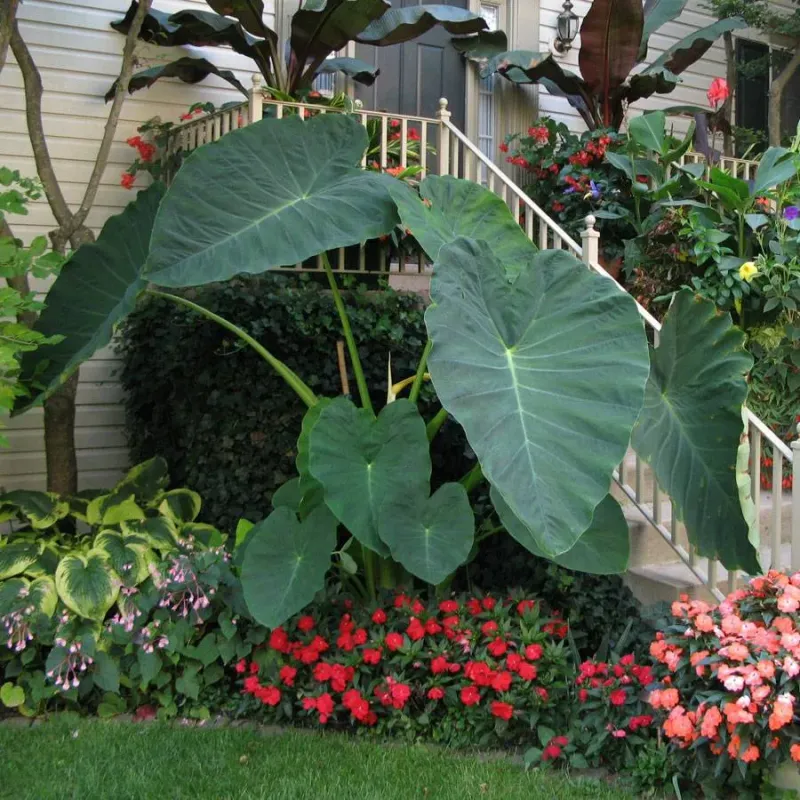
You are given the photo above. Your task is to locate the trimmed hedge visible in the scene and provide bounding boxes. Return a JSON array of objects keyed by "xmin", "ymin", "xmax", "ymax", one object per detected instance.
[{"xmin": 116, "ymin": 275, "xmax": 471, "ymax": 532}]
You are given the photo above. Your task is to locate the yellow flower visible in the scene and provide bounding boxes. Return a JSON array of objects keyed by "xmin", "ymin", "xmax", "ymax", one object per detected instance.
[{"xmin": 738, "ymin": 262, "xmax": 759, "ymax": 283}]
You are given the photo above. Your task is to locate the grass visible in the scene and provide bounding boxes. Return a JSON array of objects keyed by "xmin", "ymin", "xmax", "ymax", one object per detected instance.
[{"xmin": 0, "ymin": 717, "xmax": 633, "ymax": 800}]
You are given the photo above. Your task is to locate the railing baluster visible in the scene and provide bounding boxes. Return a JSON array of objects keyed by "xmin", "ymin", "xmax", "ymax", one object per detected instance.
[
  {"xmin": 671, "ymin": 500, "xmax": 678, "ymax": 544},
  {"xmin": 708, "ymin": 559, "xmax": 718, "ymax": 593},
  {"xmin": 276, "ymin": 103, "xmax": 284, "ymax": 120},
  {"xmin": 420, "ymin": 121, "xmax": 428, "ymax": 177},
  {"xmin": 635, "ymin": 454, "xmax": 643, "ymax": 502},
  {"xmin": 511, "ymin": 195, "xmax": 520, "ymax": 229},
  {"xmin": 751, "ymin": 427, "xmax": 762, "ymax": 506},
  {"xmin": 451, "ymin": 133, "xmax": 459, "ymax": 177},
  {"xmin": 525, "ymin": 206, "xmax": 534, "ymax": 240},
  {"xmin": 360, "ymin": 113, "xmax": 368, "ymax": 168},
  {"xmin": 380, "ymin": 116, "xmax": 388, "ymax": 169},
  {"xmin": 792, "ymin": 428, "xmax": 800, "ymax": 571},
  {"xmin": 772, "ymin": 451, "xmax": 784, "ymax": 570},
  {"xmin": 400, "ymin": 119, "xmax": 408, "ymax": 168},
  {"xmin": 538, "ymin": 221, "xmax": 548, "ymax": 250}
]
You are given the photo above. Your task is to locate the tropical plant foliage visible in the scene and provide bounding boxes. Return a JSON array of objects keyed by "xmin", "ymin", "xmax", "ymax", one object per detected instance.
[
  {"xmin": 108, "ymin": 0, "xmax": 487, "ymax": 100},
  {"xmin": 456, "ymin": 0, "xmax": 747, "ymax": 129},
  {"xmin": 12, "ymin": 113, "xmax": 760, "ymax": 629}
]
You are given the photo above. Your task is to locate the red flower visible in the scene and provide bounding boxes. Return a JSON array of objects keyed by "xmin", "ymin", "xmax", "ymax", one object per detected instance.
[
  {"xmin": 552, "ymin": 201, "xmax": 565, "ymax": 213},
  {"xmin": 235, "ymin": 659, "xmax": 247, "ymax": 674},
  {"xmin": 460, "ymin": 685, "xmax": 481, "ymax": 706},
  {"xmin": 431, "ymin": 656, "xmax": 450, "ymax": 675},
  {"xmin": 525, "ymin": 644, "xmax": 543, "ymax": 661},
  {"xmin": 609, "ymin": 689, "xmax": 627, "ymax": 706},
  {"xmin": 465, "ymin": 661, "xmax": 494, "ymax": 687},
  {"xmin": 578, "ymin": 688, "xmax": 589, "ymax": 703},
  {"xmin": 439, "ymin": 600, "xmax": 459, "ymax": 613},
  {"xmin": 442, "ymin": 615, "xmax": 459, "ymax": 629},
  {"xmin": 249, "ymin": 662, "xmax": 259, "ymax": 674},
  {"xmin": 339, "ymin": 614, "xmax": 354, "ymax": 633},
  {"xmin": 297, "ymin": 615, "xmax": 315, "ymax": 632},
  {"xmin": 386, "ymin": 632, "xmax": 404, "ymax": 651},
  {"xmin": 137, "ymin": 142, "xmax": 156, "ymax": 163},
  {"xmin": 506, "ymin": 654, "xmax": 522, "ymax": 672},
  {"xmin": 329, "ymin": 664, "xmax": 354, "ymax": 692},
  {"xmin": 407, "ymin": 618, "xmax": 425, "ymax": 641},
  {"xmin": 707, "ymin": 77, "xmax": 730, "ymax": 108},
  {"xmin": 466, "ymin": 598, "xmax": 482, "ymax": 615},
  {"xmin": 342, "ymin": 688, "xmax": 363, "ymax": 710},
  {"xmin": 269, "ymin": 627, "xmax": 290, "ymax": 653},
  {"xmin": 394, "ymin": 593, "xmax": 411, "ymax": 608},
  {"xmin": 490, "ymin": 701, "xmax": 514, "ymax": 720},
  {"xmin": 425, "ymin": 619, "xmax": 442, "ymax": 635},
  {"xmin": 363, "ymin": 648, "xmax": 382, "ymax": 665},
  {"xmin": 516, "ymin": 600, "xmax": 536, "ymax": 615},
  {"xmin": 407, "ymin": 128, "xmax": 421, "ymax": 141},
  {"xmin": 629, "ymin": 715, "xmax": 653, "ymax": 731},
  {"xmin": 482, "ymin": 598, "xmax": 496, "ymax": 611},
  {"xmin": 427, "ymin": 687, "xmax": 444, "ymax": 701},
  {"xmin": 541, "ymin": 744, "xmax": 562, "ymax": 761},
  {"xmin": 126, "ymin": 136, "xmax": 143, "ymax": 148},
  {"xmin": 517, "ymin": 662, "xmax": 537, "ymax": 681},
  {"xmin": 256, "ymin": 685, "xmax": 281, "ymax": 706},
  {"xmin": 620, "ymin": 654, "xmax": 634, "ymax": 666},
  {"xmin": 313, "ymin": 662, "xmax": 332, "ymax": 682},
  {"xmin": 551, "ymin": 736, "xmax": 569, "ymax": 747},
  {"xmin": 242, "ymin": 675, "xmax": 260, "ymax": 694},
  {"xmin": 337, "ymin": 632, "xmax": 355, "ymax": 651},
  {"xmin": 499, "ymin": 142, "xmax": 509, "ymax": 153},
  {"xmin": 491, "ymin": 671, "xmax": 513, "ymax": 692},
  {"xmin": 179, "ymin": 112, "xmax": 193, "ymax": 121},
  {"xmin": 411, "ymin": 600, "xmax": 425, "ymax": 615},
  {"xmin": 302, "ymin": 697, "xmax": 317, "ymax": 711},
  {"xmin": 487, "ymin": 638, "xmax": 507, "ymax": 657},
  {"xmin": 536, "ymin": 687, "xmax": 549, "ymax": 702},
  {"xmin": 481, "ymin": 620, "xmax": 498, "ymax": 637},
  {"xmin": 390, "ymin": 682, "xmax": 411, "ymax": 709},
  {"xmin": 317, "ymin": 693, "xmax": 334, "ymax": 717},
  {"xmin": 353, "ymin": 628, "xmax": 368, "ymax": 645},
  {"xmin": 372, "ymin": 609, "xmax": 387, "ymax": 624},
  {"xmin": 390, "ymin": 118, "xmax": 402, "ymax": 128},
  {"xmin": 120, "ymin": 172, "xmax": 135, "ymax": 189},
  {"xmin": 279, "ymin": 665, "xmax": 297, "ymax": 687}
]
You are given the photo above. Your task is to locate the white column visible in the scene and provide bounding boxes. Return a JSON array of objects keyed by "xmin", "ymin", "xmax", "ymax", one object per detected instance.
[
  {"xmin": 581, "ymin": 215, "xmax": 599, "ymax": 266},
  {"xmin": 436, "ymin": 98, "xmax": 451, "ymax": 176}
]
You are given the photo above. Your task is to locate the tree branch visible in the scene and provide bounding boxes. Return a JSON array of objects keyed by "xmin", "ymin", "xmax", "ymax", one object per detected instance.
[
  {"xmin": 72, "ymin": 0, "xmax": 152, "ymax": 230},
  {"xmin": 769, "ymin": 45, "xmax": 800, "ymax": 146},
  {"xmin": 9, "ymin": 22, "xmax": 74, "ymax": 235},
  {"xmin": 0, "ymin": 0, "xmax": 19, "ymax": 75}
]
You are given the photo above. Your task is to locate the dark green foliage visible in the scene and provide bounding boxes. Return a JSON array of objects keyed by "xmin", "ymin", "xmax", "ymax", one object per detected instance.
[
  {"xmin": 116, "ymin": 275, "xmax": 471, "ymax": 531},
  {"xmin": 461, "ymin": 534, "xmax": 659, "ymax": 657}
]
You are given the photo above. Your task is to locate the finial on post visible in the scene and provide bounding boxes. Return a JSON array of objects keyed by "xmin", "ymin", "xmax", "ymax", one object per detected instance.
[
  {"xmin": 251, "ymin": 73, "xmax": 262, "ymax": 89},
  {"xmin": 436, "ymin": 98, "xmax": 451, "ymax": 122},
  {"xmin": 248, "ymin": 72, "xmax": 263, "ymax": 123},
  {"xmin": 581, "ymin": 214, "xmax": 600, "ymax": 269}
]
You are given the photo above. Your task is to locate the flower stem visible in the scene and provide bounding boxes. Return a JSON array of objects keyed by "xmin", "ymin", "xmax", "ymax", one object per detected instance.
[
  {"xmin": 148, "ymin": 290, "xmax": 317, "ymax": 407},
  {"xmin": 321, "ymin": 254, "xmax": 373, "ymax": 415},
  {"xmin": 460, "ymin": 463, "xmax": 484, "ymax": 493},
  {"xmin": 426, "ymin": 407, "xmax": 448, "ymax": 441},
  {"xmin": 409, "ymin": 339, "xmax": 432, "ymax": 405}
]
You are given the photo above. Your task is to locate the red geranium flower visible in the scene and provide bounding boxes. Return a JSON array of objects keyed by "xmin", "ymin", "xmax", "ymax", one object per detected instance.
[
  {"xmin": 313, "ymin": 663, "xmax": 332, "ymax": 682},
  {"xmin": 460, "ymin": 685, "xmax": 481, "ymax": 706},
  {"xmin": 481, "ymin": 620, "xmax": 498, "ymax": 636},
  {"xmin": 425, "ymin": 619, "xmax": 442, "ymax": 635},
  {"xmin": 439, "ymin": 600, "xmax": 459, "ymax": 613},
  {"xmin": 386, "ymin": 632, "xmax": 404, "ymax": 651},
  {"xmin": 120, "ymin": 172, "xmax": 135, "ymax": 189},
  {"xmin": 488, "ymin": 638, "xmax": 507, "ymax": 657},
  {"xmin": 407, "ymin": 618, "xmax": 425, "ymax": 641},
  {"xmin": 482, "ymin": 598, "xmax": 496, "ymax": 611},
  {"xmin": 578, "ymin": 688, "xmax": 589, "ymax": 702},
  {"xmin": 363, "ymin": 648, "xmax": 382, "ymax": 665},
  {"xmin": 297, "ymin": 615, "xmax": 315, "ymax": 632},
  {"xmin": 279, "ymin": 665, "xmax": 297, "ymax": 687},
  {"xmin": 431, "ymin": 656, "xmax": 449, "ymax": 675},
  {"xmin": 506, "ymin": 654, "xmax": 522, "ymax": 672},
  {"xmin": 242, "ymin": 675, "xmax": 260, "ymax": 694},
  {"xmin": 234, "ymin": 659, "xmax": 247, "ymax": 674},
  {"xmin": 516, "ymin": 599, "xmax": 536, "ymax": 615},
  {"xmin": 491, "ymin": 671, "xmax": 513, "ymax": 692},
  {"xmin": 490, "ymin": 701, "xmax": 514, "ymax": 720},
  {"xmin": 372, "ymin": 609, "xmax": 387, "ymax": 624},
  {"xmin": 517, "ymin": 662, "xmax": 537, "ymax": 681},
  {"xmin": 256, "ymin": 685, "xmax": 281, "ymax": 706},
  {"xmin": 269, "ymin": 627, "xmax": 290, "ymax": 653},
  {"xmin": 427, "ymin": 687, "xmax": 444, "ymax": 700},
  {"xmin": 525, "ymin": 644, "xmax": 543, "ymax": 661},
  {"xmin": 609, "ymin": 689, "xmax": 627, "ymax": 706},
  {"xmin": 466, "ymin": 598, "xmax": 482, "ymax": 615}
]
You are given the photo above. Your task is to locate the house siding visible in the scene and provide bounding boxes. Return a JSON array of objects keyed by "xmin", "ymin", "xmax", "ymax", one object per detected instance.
[{"xmin": 0, "ymin": 0, "xmax": 268, "ymax": 491}]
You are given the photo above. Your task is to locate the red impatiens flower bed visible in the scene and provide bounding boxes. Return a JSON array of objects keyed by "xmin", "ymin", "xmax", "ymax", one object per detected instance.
[
  {"xmin": 235, "ymin": 592, "xmax": 574, "ymax": 750},
  {"xmin": 232, "ymin": 591, "xmax": 657, "ymax": 765}
]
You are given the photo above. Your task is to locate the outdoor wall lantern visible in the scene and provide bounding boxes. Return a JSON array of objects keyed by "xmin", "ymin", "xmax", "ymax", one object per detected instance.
[{"xmin": 553, "ymin": 0, "xmax": 580, "ymax": 54}]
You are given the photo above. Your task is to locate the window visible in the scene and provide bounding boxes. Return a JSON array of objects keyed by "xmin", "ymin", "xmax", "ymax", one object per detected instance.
[{"xmin": 478, "ymin": 3, "xmax": 499, "ymax": 183}]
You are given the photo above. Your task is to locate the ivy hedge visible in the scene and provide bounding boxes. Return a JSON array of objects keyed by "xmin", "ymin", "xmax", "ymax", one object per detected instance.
[{"xmin": 116, "ymin": 275, "xmax": 471, "ymax": 532}]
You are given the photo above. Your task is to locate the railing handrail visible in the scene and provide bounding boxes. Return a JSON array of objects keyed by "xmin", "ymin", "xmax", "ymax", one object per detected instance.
[{"xmin": 168, "ymin": 101, "xmax": 249, "ymax": 137}]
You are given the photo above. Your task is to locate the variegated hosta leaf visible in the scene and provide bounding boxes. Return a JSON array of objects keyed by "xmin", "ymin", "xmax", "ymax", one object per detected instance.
[
  {"xmin": 0, "ymin": 490, "xmax": 70, "ymax": 529},
  {"xmin": 55, "ymin": 551, "xmax": 120, "ymax": 621},
  {"xmin": 94, "ymin": 531, "xmax": 154, "ymax": 586},
  {"xmin": 113, "ymin": 457, "xmax": 170, "ymax": 505},
  {"xmin": 0, "ymin": 576, "xmax": 59, "ymax": 619},
  {"xmin": 121, "ymin": 517, "xmax": 179, "ymax": 553},
  {"xmin": 159, "ymin": 489, "xmax": 202, "ymax": 524},
  {"xmin": 0, "ymin": 541, "xmax": 41, "ymax": 581},
  {"xmin": 86, "ymin": 492, "xmax": 145, "ymax": 527}
]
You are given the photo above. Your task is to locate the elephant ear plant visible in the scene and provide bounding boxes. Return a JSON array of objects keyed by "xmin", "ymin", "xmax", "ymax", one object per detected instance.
[
  {"xmin": 12, "ymin": 112, "xmax": 760, "ymax": 631},
  {"xmin": 107, "ymin": 0, "xmax": 487, "ymax": 100},
  {"xmin": 455, "ymin": 0, "xmax": 747, "ymax": 129}
]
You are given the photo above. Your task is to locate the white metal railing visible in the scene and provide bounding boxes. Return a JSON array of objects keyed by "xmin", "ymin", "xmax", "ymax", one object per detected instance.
[
  {"xmin": 677, "ymin": 151, "xmax": 761, "ymax": 181},
  {"xmin": 163, "ymin": 75, "xmax": 799, "ymax": 599}
]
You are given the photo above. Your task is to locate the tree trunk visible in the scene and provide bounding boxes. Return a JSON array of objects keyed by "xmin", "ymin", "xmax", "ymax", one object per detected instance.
[
  {"xmin": 44, "ymin": 373, "xmax": 79, "ymax": 494},
  {"xmin": 769, "ymin": 46, "xmax": 800, "ymax": 146},
  {"xmin": 722, "ymin": 31, "xmax": 736, "ymax": 156},
  {"xmin": 0, "ymin": 0, "xmax": 19, "ymax": 74}
]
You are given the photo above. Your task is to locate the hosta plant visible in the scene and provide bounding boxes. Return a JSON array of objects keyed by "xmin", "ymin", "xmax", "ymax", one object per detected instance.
[
  {"xmin": 13, "ymin": 112, "xmax": 760, "ymax": 631},
  {"xmin": 0, "ymin": 458, "xmax": 256, "ymax": 718}
]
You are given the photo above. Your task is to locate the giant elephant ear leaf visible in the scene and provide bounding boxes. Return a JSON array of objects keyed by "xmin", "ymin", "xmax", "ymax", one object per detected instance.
[
  {"xmin": 357, "ymin": 4, "xmax": 486, "ymax": 45},
  {"xmin": 493, "ymin": 488, "xmax": 630, "ymax": 574},
  {"xmin": 241, "ymin": 505, "xmax": 337, "ymax": 629},
  {"xmin": 15, "ymin": 182, "xmax": 165, "ymax": 413},
  {"xmin": 389, "ymin": 176, "xmax": 536, "ymax": 280},
  {"xmin": 631, "ymin": 290, "xmax": 759, "ymax": 574},
  {"xmin": 55, "ymin": 551, "xmax": 120, "ymax": 621},
  {"xmin": 145, "ymin": 114, "xmax": 398, "ymax": 287},
  {"xmin": 308, "ymin": 397, "xmax": 431, "ymax": 557},
  {"xmin": 378, "ymin": 482, "xmax": 474, "ymax": 584},
  {"xmin": 426, "ymin": 238, "xmax": 649, "ymax": 557}
]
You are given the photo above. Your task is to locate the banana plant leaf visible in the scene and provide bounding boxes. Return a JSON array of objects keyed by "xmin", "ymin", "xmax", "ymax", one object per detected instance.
[
  {"xmin": 105, "ymin": 57, "xmax": 247, "ymax": 102},
  {"xmin": 646, "ymin": 17, "xmax": 746, "ymax": 76},
  {"xmin": 631, "ymin": 290, "xmax": 759, "ymax": 574},
  {"xmin": 316, "ymin": 56, "xmax": 379, "ymax": 85},
  {"xmin": 426, "ymin": 237, "xmax": 649, "ymax": 557},
  {"xmin": 621, "ymin": 66, "xmax": 679, "ymax": 108},
  {"xmin": 639, "ymin": 0, "xmax": 689, "ymax": 61},
  {"xmin": 357, "ymin": 4, "xmax": 487, "ymax": 45},
  {"xmin": 205, "ymin": 0, "xmax": 270, "ymax": 37},
  {"xmin": 15, "ymin": 183, "xmax": 165, "ymax": 413},
  {"xmin": 451, "ymin": 29, "xmax": 508, "ymax": 60},
  {"xmin": 492, "ymin": 488, "xmax": 630, "ymax": 574},
  {"xmin": 388, "ymin": 175, "xmax": 536, "ymax": 280},
  {"xmin": 111, "ymin": 1, "xmax": 181, "ymax": 43},
  {"xmin": 145, "ymin": 114, "xmax": 398, "ymax": 287},
  {"xmin": 289, "ymin": 0, "xmax": 389, "ymax": 83},
  {"xmin": 578, "ymin": 0, "xmax": 643, "ymax": 124}
]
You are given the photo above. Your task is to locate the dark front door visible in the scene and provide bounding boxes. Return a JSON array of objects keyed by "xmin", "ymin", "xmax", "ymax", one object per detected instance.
[{"xmin": 355, "ymin": 0, "xmax": 467, "ymax": 129}]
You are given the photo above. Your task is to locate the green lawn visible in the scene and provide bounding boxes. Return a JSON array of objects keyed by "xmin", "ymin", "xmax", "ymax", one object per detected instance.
[{"xmin": 0, "ymin": 717, "xmax": 632, "ymax": 800}]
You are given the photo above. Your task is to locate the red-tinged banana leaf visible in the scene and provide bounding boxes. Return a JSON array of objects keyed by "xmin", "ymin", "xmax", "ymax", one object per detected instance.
[
  {"xmin": 638, "ymin": 0, "xmax": 689, "ymax": 61},
  {"xmin": 205, "ymin": 0, "xmax": 270, "ymax": 38},
  {"xmin": 451, "ymin": 29, "xmax": 508, "ymax": 61},
  {"xmin": 356, "ymin": 4, "xmax": 486, "ymax": 45}
]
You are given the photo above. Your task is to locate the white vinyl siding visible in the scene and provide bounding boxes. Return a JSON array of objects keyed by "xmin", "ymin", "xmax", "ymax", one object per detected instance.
[{"xmin": 0, "ymin": 0, "xmax": 272, "ymax": 491}]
